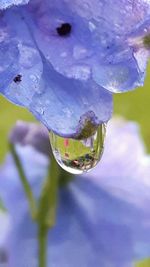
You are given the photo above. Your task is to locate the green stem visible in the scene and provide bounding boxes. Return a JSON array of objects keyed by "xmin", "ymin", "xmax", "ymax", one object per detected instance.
[
  {"xmin": 38, "ymin": 155, "xmax": 60, "ymax": 228},
  {"xmin": 9, "ymin": 143, "xmax": 37, "ymax": 219},
  {"xmin": 38, "ymin": 225, "xmax": 48, "ymax": 267},
  {"xmin": 37, "ymin": 155, "xmax": 60, "ymax": 267},
  {"xmin": 10, "ymin": 142, "xmax": 73, "ymax": 267},
  {"xmin": 58, "ymin": 167, "xmax": 74, "ymax": 187}
]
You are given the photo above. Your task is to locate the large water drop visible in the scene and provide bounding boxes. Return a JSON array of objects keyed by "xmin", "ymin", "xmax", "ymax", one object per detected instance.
[{"xmin": 49, "ymin": 124, "xmax": 106, "ymax": 175}]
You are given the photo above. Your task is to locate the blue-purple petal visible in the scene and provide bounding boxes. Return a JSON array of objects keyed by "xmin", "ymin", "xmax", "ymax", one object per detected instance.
[{"xmin": 1, "ymin": 0, "xmax": 150, "ymax": 134}]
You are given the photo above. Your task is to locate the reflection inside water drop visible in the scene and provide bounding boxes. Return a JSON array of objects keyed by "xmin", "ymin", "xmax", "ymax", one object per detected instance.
[{"xmin": 49, "ymin": 124, "xmax": 106, "ymax": 175}]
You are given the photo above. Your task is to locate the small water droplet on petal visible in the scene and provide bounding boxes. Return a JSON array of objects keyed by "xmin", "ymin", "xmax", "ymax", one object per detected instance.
[{"xmin": 49, "ymin": 124, "xmax": 106, "ymax": 175}]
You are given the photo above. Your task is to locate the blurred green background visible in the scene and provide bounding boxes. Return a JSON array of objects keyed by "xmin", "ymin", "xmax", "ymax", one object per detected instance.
[{"xmin": 1, "ymin": 65, "xmax": 150, "ymax": 162}]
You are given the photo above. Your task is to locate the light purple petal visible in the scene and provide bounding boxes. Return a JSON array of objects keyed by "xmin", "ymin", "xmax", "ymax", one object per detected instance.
[{"xmin": 0, "ymin": 0, "xmax": 30, "ymax": 10}]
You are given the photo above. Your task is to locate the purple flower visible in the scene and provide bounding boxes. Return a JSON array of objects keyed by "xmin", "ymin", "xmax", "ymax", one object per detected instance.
[
  {"xmin": 9, "ymin": 120, "xmax": 51, "ymax": 156},
  {"xmin": 0, "ymin": 1, "xmax": 150, "ymax": 137},
  {"xmin": 0, "ymin": 118, "xmax": 150, "ymax": 266}
]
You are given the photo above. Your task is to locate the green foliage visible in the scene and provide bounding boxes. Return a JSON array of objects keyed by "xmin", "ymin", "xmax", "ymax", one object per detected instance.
[
  {"xmin": 115, "ymin": 63, "xmax": 150, "ymax": 152},
  {"xmin": 0, "ymin": 96, "xmax": 36, "ymax": 162},
  {"xmin": 136, "ymin": 258, "xmax": 150, "ymax": 267},
  {"xmin": 144, "ymin": 35, "xmax": 150, "ymax": 49}
]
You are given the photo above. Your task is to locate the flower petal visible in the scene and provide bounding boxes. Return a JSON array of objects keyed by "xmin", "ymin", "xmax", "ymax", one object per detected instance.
[
  {"xmin": 26, "ymin": 0, "xmax": 150, "ymax": 92},
  {"xmin": 0, "ymin": 0, "xmax": 30, "ymax": 10},
  {"xmin": 0, "ymin": 8, "xmax": 112, "ymax": 137},
  {"xmin": 5, "ymin": 177, "xmax": 150, "ymax": 267}
]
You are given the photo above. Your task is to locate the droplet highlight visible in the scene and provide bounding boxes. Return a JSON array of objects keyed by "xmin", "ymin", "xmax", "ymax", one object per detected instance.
[{"xmin": 49, "ymin": 124, "xmax": 106, "ymax": 175}]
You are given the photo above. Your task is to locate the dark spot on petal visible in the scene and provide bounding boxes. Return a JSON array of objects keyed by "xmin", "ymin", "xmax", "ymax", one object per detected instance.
[
  {"xmin": 13, "ymin": 74, "xmax": 22, "ymax": 83},
  {"xmin": 56, "ymin": 23, "xmax": 72, "ymax": 37}
]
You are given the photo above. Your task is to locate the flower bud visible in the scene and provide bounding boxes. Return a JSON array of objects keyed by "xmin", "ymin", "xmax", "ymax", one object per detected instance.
[{"xmin": 9, "ymin": 121, "xmax": 51, "ymax": 157}]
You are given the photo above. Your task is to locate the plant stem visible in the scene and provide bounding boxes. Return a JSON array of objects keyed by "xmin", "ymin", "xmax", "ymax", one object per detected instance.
[
  {"xmin": 9, "ymin": 143, "xmax": 37, "ymax": 219},
  {"xmin": 37, "ymin": 155, "xmax": 60, "ymax": 267},
  {"xmin": 10, "ymin": 142, "xmax": 73, "ymax": 267},
  {"xmin": 38, "ymin": 154, "xmax": 59, "ymax": 228},
  {"xmin": 38, "ymin": 225, "xmax": 48, "ymax": 267},
  {"xmin": 59, "ymin": 167, "xmax": 73, "ymax": 187}
]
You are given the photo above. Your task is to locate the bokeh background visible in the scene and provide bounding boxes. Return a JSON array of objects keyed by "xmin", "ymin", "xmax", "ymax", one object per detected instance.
[
  {"xmin": 0, "ymin": 65, "xmax": 150, "ymax": 267},
  {"xmin": 1, "ymin": 65, "xmax": 150, "ymax": 162}
]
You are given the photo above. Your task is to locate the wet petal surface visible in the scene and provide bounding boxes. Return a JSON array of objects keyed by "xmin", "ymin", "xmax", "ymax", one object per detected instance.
[{"xmin": 0, "ymin": 0, "xmax": 150, "ymax": 135}]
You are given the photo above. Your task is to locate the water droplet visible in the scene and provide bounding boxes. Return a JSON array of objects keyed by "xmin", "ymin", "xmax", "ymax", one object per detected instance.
[{"xmin": 49, "ymin": 124, "xmax": 106, "ymax": 175}]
